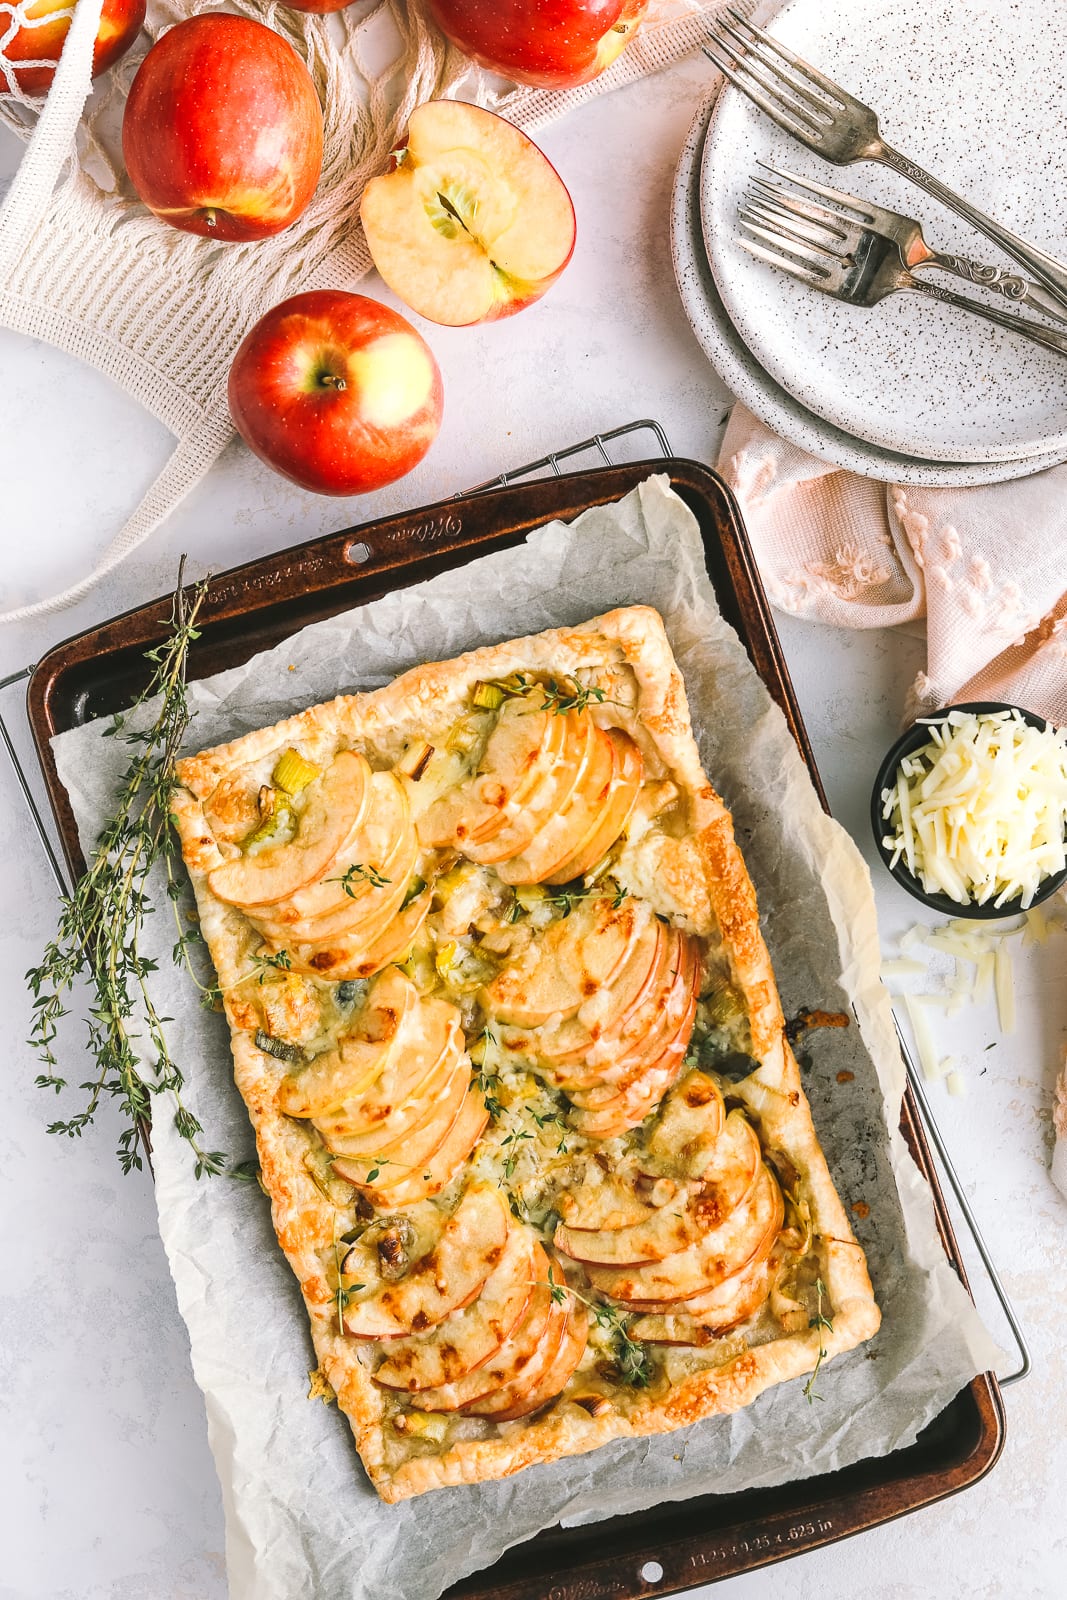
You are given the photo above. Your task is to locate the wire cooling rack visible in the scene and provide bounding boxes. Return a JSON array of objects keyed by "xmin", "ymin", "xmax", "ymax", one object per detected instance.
[{"xmin": 1, "ymin": 415, "xmax": 1029, "ymax": 1386}]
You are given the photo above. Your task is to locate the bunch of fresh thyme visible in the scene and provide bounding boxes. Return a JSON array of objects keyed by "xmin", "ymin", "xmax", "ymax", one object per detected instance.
[{"xmin": 26, "ymin": 564, "xmax": 242, "ymax": 1180}]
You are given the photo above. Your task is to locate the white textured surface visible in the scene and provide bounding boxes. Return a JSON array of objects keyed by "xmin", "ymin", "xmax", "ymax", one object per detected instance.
[{"xmin": 0, "ymin": 55, "xmax": 1064, "ymax": 1600}]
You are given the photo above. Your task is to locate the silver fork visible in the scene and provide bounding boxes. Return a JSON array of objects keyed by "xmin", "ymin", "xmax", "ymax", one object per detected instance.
[
  {"xmin": 704, "ymin": 7, "xmax": 1067, "ymax": 313},
  {"xmin": 737, "ymin": 193, "xmax": 1067, "ymax": 360},
  {"xmin": 753, "ymin": 163, "xmax": 1067, "ymax": 328}
]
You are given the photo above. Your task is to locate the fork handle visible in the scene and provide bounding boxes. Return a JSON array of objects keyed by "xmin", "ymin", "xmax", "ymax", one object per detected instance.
[
  {"xmin": 906, "ymin": 274, "xmax": 1067, "ymax": 358},
  {"xmin": 878, "ymin": 141, "xmax": 1067, "ymax": 314},
  {"xmin": 924, "ymin": 251, "xmax": 1067, "ymax": 327}
]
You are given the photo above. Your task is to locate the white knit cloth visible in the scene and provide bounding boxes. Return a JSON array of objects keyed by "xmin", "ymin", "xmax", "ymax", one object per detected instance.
[{"xmin": 0, "ymin": 0, "xmax": 721, "ymax": 623}]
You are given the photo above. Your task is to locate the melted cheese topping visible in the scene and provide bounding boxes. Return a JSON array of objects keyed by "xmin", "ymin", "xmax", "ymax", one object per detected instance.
[{"xmin": 881, "ymin": 709, "xmax": 1067, "ymax": 908}]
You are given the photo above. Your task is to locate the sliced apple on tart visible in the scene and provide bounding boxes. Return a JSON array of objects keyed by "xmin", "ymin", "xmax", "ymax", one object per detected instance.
[
  {"xmin": 554, "ymin": 1111, "xmax": 762, "ymax": 1267},
  {"xmin": 482, "ymin": 895, "xmax": 646, "ymax": 1030},
  {"xmin": 252, "ymin": 772, "xmax": 416, "ymax": 940},
  {"xmin": 209, "ymin": 750, "xmax": 372, "ymax": 907},
  {"xmin": 584, "ymin": 1163, "xmax": 783, "ymax": 1309},
  {"xmin": 628, "ymin": 1255, "xmax": 776, "ymax": 1344},
  {"xmin": 373, "ymin": 1225, "xmax": 538, "ymax": 1391},
  {"xmin": 342, "ymin": 1183, "xmax": 509, "ymax": 1340},
  {"xmin": 275, "ymin": 966, "xmax": 415, "ymax": 1117},
  {"xmin": 291, "ymin": 885, "xmax": 432, "ymax": 981},
  {"xmin": 363, "ymin": 1083, "xmax": 490, "ymax": 1208}
]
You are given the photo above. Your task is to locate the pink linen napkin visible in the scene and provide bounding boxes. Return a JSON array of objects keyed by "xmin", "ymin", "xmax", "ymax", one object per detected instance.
[
  {"xmin": 717, "ymin": 404, "xmax": 1067, "ymax": 1200},
  {"xmin": 718, "ymin": 405, "xmax": 1067, "ymax": 725}
]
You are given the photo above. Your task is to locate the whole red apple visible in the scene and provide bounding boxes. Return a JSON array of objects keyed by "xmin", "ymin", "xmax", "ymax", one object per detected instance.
[
  {"xmin": 228, "ymin": 291, "xmax": 444, "ymax": 496},
  {"xmin": 1, "ymin": 0, "xmax": 145, "ymax": 97},
  {"xmin": 361, "ymin": 101, "xmax": 576, "ymax": 326},
  {"xmin": 424, "ymin": 0, "xmax": 649, "ymax": 89},
  {"xmin": 121, "ymin": 14, "xmax": 323, "ymax": 242}
]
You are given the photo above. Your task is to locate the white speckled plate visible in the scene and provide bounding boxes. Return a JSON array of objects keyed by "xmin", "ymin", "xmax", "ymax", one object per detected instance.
[
  {"xmin": 671, "ymin": 90, "xmax": 1067, "ymax": 485},
  {"xmin": 701, "ymin": 0, "xmax": 1067, "ymax": 463}
]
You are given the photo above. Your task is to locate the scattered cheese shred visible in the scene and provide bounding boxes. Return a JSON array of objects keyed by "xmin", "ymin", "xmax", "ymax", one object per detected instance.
[
  {"xmin": 975, "ymin": 950, "xmax": 995, "ymax": 1004},
  {"xmin": 881, "ymin": 709, "xmax": 1067, "ymax": 908},
  {"xmin": 994, "ymin": 942, "xmax": 1016, "ymax": 1033},
  {"xmin": 903, "ymin": 991, "xmax": 941, "ymax": 1080},
  {"xmin": 879, "ymin": 958, "xmax": 927, "ymax": 978},
  {"xmin": 946, "ymin": 1069, "xmax": 967, "ymax": 1097}
]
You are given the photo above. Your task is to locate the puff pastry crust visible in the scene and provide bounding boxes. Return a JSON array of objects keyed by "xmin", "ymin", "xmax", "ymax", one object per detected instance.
[{"xmin": 171, "ymin": 605, "xmax": 880, "ymax": 1502}]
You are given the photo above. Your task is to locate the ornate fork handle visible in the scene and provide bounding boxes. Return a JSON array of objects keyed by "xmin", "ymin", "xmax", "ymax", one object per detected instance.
[
  {"xmin": 907, "ymin": 274, "xmax": 1067, "ymax": 358},
  {"xmin": 880, "ymin": 142, "xmax": 1067, "ymax": 313},
  {"xmin": 929, "ymin": 251, "xmax": 1067, "ymax": 324}
]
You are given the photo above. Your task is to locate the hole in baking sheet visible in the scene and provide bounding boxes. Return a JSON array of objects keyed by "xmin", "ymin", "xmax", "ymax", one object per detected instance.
[
  {"xmin": 345, "ymin": 540, "xmax": 372, "ymax": 565},
  {"xmin": 640, "ymin": 1561, "xmax": 664, "ymax": 1584}
]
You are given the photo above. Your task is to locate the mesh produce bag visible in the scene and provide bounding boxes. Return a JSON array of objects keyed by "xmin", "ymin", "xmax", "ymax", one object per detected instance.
[{"xmin": 0, "ymin": 0, "xmax": 722, "ymax": 622}]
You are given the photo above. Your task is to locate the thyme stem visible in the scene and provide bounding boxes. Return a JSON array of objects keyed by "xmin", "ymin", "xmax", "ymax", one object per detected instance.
[{"xmin": 26, "ymin": 560, "xmax": 231, "ymax": 1178}]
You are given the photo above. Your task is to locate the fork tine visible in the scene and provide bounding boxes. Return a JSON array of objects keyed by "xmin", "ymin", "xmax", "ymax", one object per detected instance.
[
  {"xmin": 756, "ymin": 161, "xmax": 879, "ymax": 224},
  {"xmin": 735, "ymin": 234, "xmax": 826, "ymax": 286},
  {"xmin": 702, "ymin": 42, "xmax": 826, "ymax": 142},
  {"xmin": 747, "ymin": 178, "xmax": 852, "ymax": 238},
  {"xmin": 713, "ymin": 13, "xmax": 837, "ymax": 123},
  {"xmin": 724, "ymin": 6, "xmax": 851, "ymax": 107},
  {"xmin": 743, "ymin": 190, "xmax": 850, "ymax": 246},
  {"xmin": 738, "ymin": 210, "xmax": 844, "ymax": 272}
]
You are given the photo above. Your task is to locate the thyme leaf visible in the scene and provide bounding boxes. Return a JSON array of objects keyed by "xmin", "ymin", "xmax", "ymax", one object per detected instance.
[{"xmin": 329, "ymin": 862, "xmax": 391, "ymax": 895}]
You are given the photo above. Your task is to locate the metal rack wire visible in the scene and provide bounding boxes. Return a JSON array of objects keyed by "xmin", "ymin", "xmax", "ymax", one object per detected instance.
[{"xmin": 0, "ymin": 415, "xmax": 1028, "ymax": 1386}]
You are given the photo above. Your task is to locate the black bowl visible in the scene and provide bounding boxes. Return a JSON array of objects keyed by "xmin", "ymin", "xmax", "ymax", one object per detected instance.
[{"xmin": 869, "ymin": 700, "xmax": 1067, "ymax": 919}]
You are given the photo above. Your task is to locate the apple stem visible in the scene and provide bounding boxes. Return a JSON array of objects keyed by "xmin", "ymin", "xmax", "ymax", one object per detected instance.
[
  {"xmin": 203, "ymin": 209, "xmax": 217, "ymax": 228},
  {"xmin": 320, "ymin": 374, "xmax": 347, "ymax": 391}
]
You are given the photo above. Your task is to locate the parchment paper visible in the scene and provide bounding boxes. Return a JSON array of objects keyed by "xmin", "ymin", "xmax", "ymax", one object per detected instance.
[{"xmin": 52, "ymin": 476, "xmax": 1002, "ymax": 1600}]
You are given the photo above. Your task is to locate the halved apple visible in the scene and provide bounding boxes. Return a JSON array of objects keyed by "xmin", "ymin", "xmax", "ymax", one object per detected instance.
[
  {"xmin": 275, "ymin": 966, "xmax": 415, "ymax": 1117},
  {"xmin": 585, "ymin": 1165, "xmax": 783, "ymax": 1309},
  {"xmin": 342, "ymin": 1183, "xmax": 508, "ymax": 1340},
  {"xmin": 208, "ymin": 750, "xmax": 371, "ymax": 908},
  {"xmin": 353, "ymin": 1080, "xmax": 489, "ymax": 1207},
  {"xmin": 373, "ymin": 1227, "xmax": 537, "ymax": 1391},
  {"xmin": 361, "ymin": 101, "xmax": 576, "ymax": 327}
]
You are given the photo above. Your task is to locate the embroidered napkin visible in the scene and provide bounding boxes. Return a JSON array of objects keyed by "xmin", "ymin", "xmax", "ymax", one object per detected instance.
[{"xmin": 717, "ymin": 404, "xmax": 1067, "ymax": 1201}]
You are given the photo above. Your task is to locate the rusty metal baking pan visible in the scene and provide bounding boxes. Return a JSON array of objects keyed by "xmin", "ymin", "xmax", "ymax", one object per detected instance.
[{"xmin": 26, "ymin": 458, "xmax": 1004, "ymax": 1597}]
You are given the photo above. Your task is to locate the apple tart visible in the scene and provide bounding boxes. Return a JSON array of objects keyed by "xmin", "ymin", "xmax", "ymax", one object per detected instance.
[{"xmin": 171, "ymin": 605, "xmax": 880, "ymax": 1502}]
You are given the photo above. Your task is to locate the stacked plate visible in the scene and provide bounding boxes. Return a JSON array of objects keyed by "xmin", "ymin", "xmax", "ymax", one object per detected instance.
[{"xmin": 672, "ymin": 0, "xmax": 1067, "ymax": 486}]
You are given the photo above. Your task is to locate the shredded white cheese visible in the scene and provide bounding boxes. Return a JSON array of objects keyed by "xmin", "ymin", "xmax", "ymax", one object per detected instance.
[{"xmin": 881, "ymin": 709, "xmax": 1067, "ymax": 908}]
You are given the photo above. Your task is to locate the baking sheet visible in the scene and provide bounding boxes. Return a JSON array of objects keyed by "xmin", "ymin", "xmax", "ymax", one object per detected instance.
[{"xmin": 51, "ymin": 475, "xmax": 1002, "ymax": 1600}]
